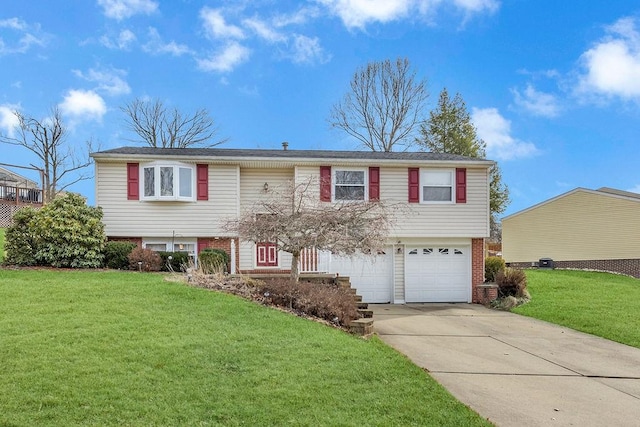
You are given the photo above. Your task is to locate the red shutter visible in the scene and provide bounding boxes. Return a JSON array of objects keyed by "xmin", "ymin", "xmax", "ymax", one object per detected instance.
[
  {"xmin": 127, "ymin": 163, "xmax": 139, "ymax": 200},
  {"xmin": 408, "ymin": 168, "xmax": 419, "ymax": 203},
  {"xmin": 369, "ymin": 167, "xmax": 380, "ymax": 201},
  {"xmin": 197, "ymin": 164, "xmax": 209, "ymax": 201},
  {"xmin": 320, "ymin": 166, "xmax": 331, "ymax": 202},
  {"xmin": 456, "ymin": 168, "xmax": 467, "ymax": 203}
]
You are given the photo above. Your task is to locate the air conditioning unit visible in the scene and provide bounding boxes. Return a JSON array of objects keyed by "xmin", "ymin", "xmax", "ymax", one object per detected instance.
[{"xmin": 539, "ymin": 258, "xmax": 554, "ymax": 269}]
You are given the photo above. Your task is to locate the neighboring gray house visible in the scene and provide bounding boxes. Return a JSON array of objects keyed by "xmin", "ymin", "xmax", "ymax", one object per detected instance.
[{"xmin": 0, "ymin": 166, "xmax": 43, "ymax": 227}]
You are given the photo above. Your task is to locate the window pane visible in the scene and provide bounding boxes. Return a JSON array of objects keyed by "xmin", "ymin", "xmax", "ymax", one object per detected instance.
[
  {"xmin": 179, "ymin": 167, "xmax": 192, "ymax": 198},
  {"xmin": 144, "ymin": 167, "xmax": 155, "ymax": 197},
  {"xmin": 146, "ymin": 243, "xmax": 167, "ymax": 251},
  {"xmin": 160, "ymin": 167, "xmax": 173, "ymax": 196},
  {"xmin": 336, "ymin": 170, "xmax": 364, "ymax": 185},
  {"xmin": 424, "ymin": 171, "xmax": 452, "ymax": 185},
  {"xmin": 335, "ymin": 185, "xmax": 365, "ymax": 200},
  {"xmin": 424, "ymin": 186, "xmax": 452, "ymax": 201}
]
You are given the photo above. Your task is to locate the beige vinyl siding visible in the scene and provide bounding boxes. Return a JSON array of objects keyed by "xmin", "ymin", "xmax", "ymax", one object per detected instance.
[
  {"xmin": 384, "ymin": 167, "xmax": 489, "ymax": 237},
  {"xmin": 503, "ymin": 190, "xmax": 640, "ymax": 262},
  {"xmin": 239, "ymin": 168, "xmax": 295, "ymax": 210},
  {"xmin": 96, "ymin": 162, "xmax": 238, "ymax": 237},
  {"xmin": 294, "ymin": 165, "xmax": 489, "ymax": 238},
  {"xmin": 238, "ymin": 168, "xmax": 295, "ymax": 271},
  {"xmin": 393, "ymin": 245, "xmax": 405, "ymax": 303}
]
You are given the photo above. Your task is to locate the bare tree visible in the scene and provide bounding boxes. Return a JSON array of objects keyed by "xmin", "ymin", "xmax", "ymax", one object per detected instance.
[
  {"xmin": 0, "ymin": 107, "xmax": 93, "ymax": 203},
  {"xmin": 226, "ymin": 179, "xmax": 394, "ymax": 282},
  {"xmin": 329, "ymin": 58, "xmax": 428, "ymax": 152},
  {"xmin": 121, "ymin": 98, "xmax": 226, "ymax": 148}
]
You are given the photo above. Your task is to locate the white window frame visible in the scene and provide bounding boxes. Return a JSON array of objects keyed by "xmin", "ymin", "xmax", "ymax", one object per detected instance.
[
  {"xmin": 141, "ymin": 161, "xmax": 195, "ymax": 202},
  {"xmin": 143, "ymin": 239, "xmax": 197, "ymax": 263},
  {"xmin": 333, "ymin": 167, "xmax": 368, "ymax": 202},
  {"xmin": 420, "ymin": 169, "xmax": 455, "ymax": 204}
]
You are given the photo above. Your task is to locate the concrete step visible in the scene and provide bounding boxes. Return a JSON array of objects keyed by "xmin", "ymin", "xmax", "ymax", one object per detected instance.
[{"xmin": 356, "ymin": 302, "xmax": 368, "ymax": 310}]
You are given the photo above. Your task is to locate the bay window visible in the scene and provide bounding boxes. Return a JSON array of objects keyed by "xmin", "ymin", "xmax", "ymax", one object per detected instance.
[{"xmin": 142, "ymin": 162, "xmax": 194, "ymax": 201}]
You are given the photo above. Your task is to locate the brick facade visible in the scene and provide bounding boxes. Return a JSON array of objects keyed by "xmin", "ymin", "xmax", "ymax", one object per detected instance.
[
  {"xmin": 471, "ymin": 237, "xmax": 486, "ymax": 303},
  {"xmin": 509, "ymin": 258, "xmax": 640, "ymax": 279}
]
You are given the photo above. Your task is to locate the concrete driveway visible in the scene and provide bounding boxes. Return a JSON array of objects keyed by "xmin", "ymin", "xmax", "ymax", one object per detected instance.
[{"xmin": 371, "ymin": 303, "xmax": 640, "ymax": 427}]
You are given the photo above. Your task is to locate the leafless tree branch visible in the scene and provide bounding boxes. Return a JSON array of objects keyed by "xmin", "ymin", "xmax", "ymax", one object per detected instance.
[
  {"xmin": 329, "ymin": 58, "xmax": 428, "ymax": 152},
  {"xmin": 0, "ymin": 107, "xmax": 94, "ymax": 203},
  {"xmin": 225, "ymin": 178, "xmax": 396, "ymax": 281},
  {"xmin": 121, "ymin": 98, "xmax": 227, "ymax": 148}
]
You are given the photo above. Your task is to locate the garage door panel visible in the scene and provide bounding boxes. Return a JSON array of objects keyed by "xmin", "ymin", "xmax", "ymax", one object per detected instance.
[
  {"xmin": 405, "ymin": 245, "xmax": 470, "ymax": 303},
  {"xmin": 330, "ymin": 249, "xmax": 393, "ymax": 303}
]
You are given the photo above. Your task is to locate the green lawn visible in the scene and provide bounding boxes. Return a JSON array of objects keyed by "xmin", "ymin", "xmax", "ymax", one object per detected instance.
[
  {"xmin": 514, "ymin": 269, "xmax": 640, "ymax": 348},
  {"xmin": 0, "ymin": 228, "xmax": 5, "ymax": 263},
  {"xmin": 0, "ymin": 269, "xmax": 489, "ymax": 427}
]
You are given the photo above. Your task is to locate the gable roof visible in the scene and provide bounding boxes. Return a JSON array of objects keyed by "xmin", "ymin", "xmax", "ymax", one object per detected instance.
[
  {"xmin": 503, "ymin": 187, "xmax": 640, "ymax": 221},
  {"xmin": 91, "ymin": 146, "xmax": 494, "ymax": 167}
]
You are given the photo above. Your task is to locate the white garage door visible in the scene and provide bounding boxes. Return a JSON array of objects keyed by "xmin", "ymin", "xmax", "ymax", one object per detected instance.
[
  {"xmin": 405, "ymin": 246, "xmax": 470, "ymax": 302},
  {"xmin": 329, "ymin": 250, "xmax": 393, "ymax": 303}
]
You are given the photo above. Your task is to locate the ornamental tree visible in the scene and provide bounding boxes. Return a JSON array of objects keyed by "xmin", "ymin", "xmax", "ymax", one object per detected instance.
[{"xmin": 226, "ymin": 179, "xmax": 394, "ymax": 282}]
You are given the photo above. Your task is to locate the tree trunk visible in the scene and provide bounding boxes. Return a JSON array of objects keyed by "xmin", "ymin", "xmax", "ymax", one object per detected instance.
[{"xmin": 290, "ymin": 251, "xmax": 300, "ymax": 283}]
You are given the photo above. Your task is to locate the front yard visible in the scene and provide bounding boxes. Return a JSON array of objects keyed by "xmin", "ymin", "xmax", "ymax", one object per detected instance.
[
  {"xmin": 0, "ymin": 269, "xmax": 489, "ymax": 426},
  {"xmin": 515, "ymin": 269, "xmax": 640, "ymax": 349}
]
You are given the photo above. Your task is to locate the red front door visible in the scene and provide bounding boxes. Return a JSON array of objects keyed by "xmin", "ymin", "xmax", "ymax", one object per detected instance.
[{"xmin": 256, "ymin": 242, "xmax": 278, "ymax": 267}]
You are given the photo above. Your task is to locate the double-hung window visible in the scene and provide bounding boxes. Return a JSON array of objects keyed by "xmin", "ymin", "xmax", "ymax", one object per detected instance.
[
  {"xmin": 334, "ymin": 169, "xmax": 366, "ymax": 201},
  {"xmin": 142, "ymin": 162, "xmax": 194, "ymax": 201},
  {"xmin": 421, "ymin": 170, "xmax": 454, "ymax": 203}
]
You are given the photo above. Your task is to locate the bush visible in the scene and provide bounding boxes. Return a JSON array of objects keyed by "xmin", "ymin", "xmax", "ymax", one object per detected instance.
[
  {"xmin": 4, "ymin": 208, "xmax": 39, "ymax": 266},
  {"xmin": 485, "ymin": 256, "xmax": 506, "ymax": 282},
  {"xmin": 103, "ymin": 241, "xmax": 136, "ymax": 269},
  {"xmin": 198, "ymin": 248, "xmax": 229, "ymax": 274},
  {"xmin": 128, "ymin": 247, "xmax": 162, "ymax": 272},
  {"xmin": 158, "ymin": 251, "xmax": 190, "ymax": 272},
  {"xmin": 16, "ymin": 193, "xmax": 106, "ymax": 268},
  {"xmin": 495, "ymin": 267, "xmax": 528, "ymax": 298},
  {"xmin": 256, "ymin": 278, "xmax": 360, "ymax": 327}
]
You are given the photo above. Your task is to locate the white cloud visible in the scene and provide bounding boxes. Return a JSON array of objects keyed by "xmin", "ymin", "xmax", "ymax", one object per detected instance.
[
  {"xmin": 97, "ymin": 0, "xmax": 158, "ymax": 20},
  {"xmin": 196, "ymin": 41, "xmax": 251, "ymax": 73},
  {"xmin": 471, "ymin": 107, "xmax": 538, "ymax": 160},
  {"xmin": 100, "ymin": 29, "xmax": 137, "ymax": 50},
  {"xmin": 273, "ymin": 7, "xmax": 322, "ymax": 27},
  {"xmin": 0, "ymin": 18, "xmax": 49, "ymax": 55},
  {"xmin": 73, "ymin": 66, "xmax": 131, "ymax": 96},
  {"xmin": 59, "ymin": 90, "xmax": 107, "ymax": 122},
  {"xmin": 318, "ymin": 0, "xmax": 412, "ymax": 29},
  {"xmin": 200, "ymin": 7, "xmax": 245, "ymax": 40},
  {"xmin": 577, "ymin": 17, "xmax": 640, "ymax": 101},
  {"xmin": 243, "ymin": 17, "xmax": 287, "ymax": 43},
  {"xmin": 511, "ymin": 84, "xmax": 561, "ymax": 117},
  {"xmin": 289, "ymin": 34, "xmax": 331, "ymax": 65},
  {"xmin": 0, "ymin": 104, "xmax": 20, "ymax": 138},
  {"xmin": 453, "ymin": 0, "xmax": 499, "ymax": 14},
  {"xmin": 143, "ymin": 27, "xmax": 191, "ymax": 56},
  {"xmin": 318, "ymin": 0, "xmax": 500, "ymax": 30}
]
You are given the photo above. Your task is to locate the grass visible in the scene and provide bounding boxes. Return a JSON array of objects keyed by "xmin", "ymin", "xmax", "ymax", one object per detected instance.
[
  {"xmin": 514, "ymin": 269, "xmax": 640, "ymax": 348},
  {"xmin": 0, "ymin": 227, "xmax": 4, "ymax": 263},
  {"xmin": 0, "ymin": 269, "xmax": 489, "ymax": 427}
]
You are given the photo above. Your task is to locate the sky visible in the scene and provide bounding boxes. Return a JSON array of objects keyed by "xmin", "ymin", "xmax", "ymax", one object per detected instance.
[{"xmin": 1, "ymin": 0, "xmax": 640, "ymax": 218}]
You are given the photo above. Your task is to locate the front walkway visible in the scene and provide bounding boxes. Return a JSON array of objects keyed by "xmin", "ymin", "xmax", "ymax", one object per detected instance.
[{"xmin": 371, "ymin": 303, "xmax": 640, "ymax": 427}]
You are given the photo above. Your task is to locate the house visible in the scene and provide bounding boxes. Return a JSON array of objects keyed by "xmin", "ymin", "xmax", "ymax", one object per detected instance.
[
  {"xmin": 90, "ymin": 146, "xmax": 494, "ymax": 304},
  {"xmin": 0, "ymin": 166, "xmax": 44, "ymax": 227},
  {"xmin": 502, "ymin": 187, "xmax": 640, "ymax": 278}
]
